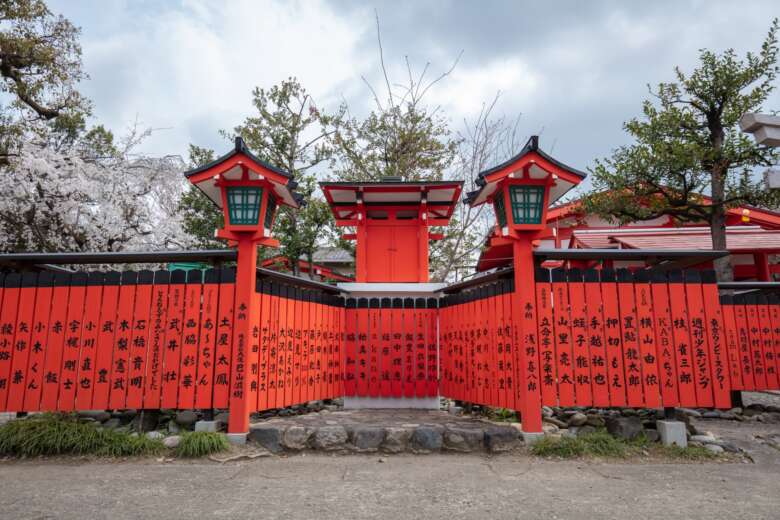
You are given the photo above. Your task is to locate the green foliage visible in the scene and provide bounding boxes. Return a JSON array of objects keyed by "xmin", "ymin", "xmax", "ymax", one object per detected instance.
[
  {"xmin": 224, "ymin": 79, "xmax": 335, "ymax": 175},
  {"xmin": 326, "ymin": 39, "xmax": 461, "ymax": 183},
  {"xmin": 329, "ymin": 103, "xmax": 460, "ymax": 182},
  {"xmin": 181, "ymin": 79, "xmax": 341, "ymax": 269},
  {"xmin": 174, "ymin": 431, "xmax": 230, "ymax": 458},
  {"xmin": 178, "ymin": 144, "xmax": 224, "ymax": 249},
  {"xmin": 0, "ymin": 414, "xmax": 164, "ymax": 457},
  {"xmin": 584, "ymin": 19, "xmax": 780, "ymax": 280},
  {"xmin": 77, "ymin": 124, "xmax": 118, "ymax": 160},
  {"xmin": 0, "ymin": 0, "xmax": 93, "ymax": 157},
  {"xmin": 224, "ymin": 78, "xmax": 340, "ymax": 272},
  {"xmin": 273, "ymin": 176, "xmax": 336, "ymax": 273},
  {"xmin": 185, "ymin": 143, "xmax": 216, "ymax": 169}
]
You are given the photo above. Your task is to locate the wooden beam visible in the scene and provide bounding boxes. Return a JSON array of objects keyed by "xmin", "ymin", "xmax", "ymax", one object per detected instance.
[{"xmin": 335, "ymin": 219, "xmax": 358, "ymax": 227}]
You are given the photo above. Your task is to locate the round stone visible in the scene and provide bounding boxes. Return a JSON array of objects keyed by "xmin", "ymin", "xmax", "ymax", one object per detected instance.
[
  {"xmin": 410, "ymin": 426, "xmax": 444, "ymax": 453},
  {"xmin": 175, "ymin": 410, "xmax": 198, "ymax": 427},
  {"xmin": 282, "ymin": 426, "xmax": 311, "ymax": 450},
  {"xmin": 443, "ymin": 427, "xmax": 483, "ymax": 452},
  {"xmin": 382, "ymin": 428, "xmax": 412, "ymax": 453},
  {"xmin": 351, "ymin": 427, "xmax": 386, "ymax": 452},
  {"xmin": 313, "ymin": 426, "xmax": 348, "ymax": 451},
  {"xmin": 163, "ymin": 435, "xmax": 181, "ymax": 448},
  {"xmin": 248, "ymin": 425, "xmax": 284, "ymax": 453}
]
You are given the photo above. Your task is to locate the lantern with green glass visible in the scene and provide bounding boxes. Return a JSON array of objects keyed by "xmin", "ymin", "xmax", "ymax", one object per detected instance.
[
  {"xmin": 215, "ymin": 173, "xmax": 281, "ymax": 241},
  {"xmin": 184, "ymin": 137, "xmax": 299, "ymax": 245},
  {"xmin": 492, "ymin": 179, "xmax": 550, "ymax": 236}
]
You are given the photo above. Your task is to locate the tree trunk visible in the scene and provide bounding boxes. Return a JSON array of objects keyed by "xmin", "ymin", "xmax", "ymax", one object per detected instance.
[
  {"xmin": 710, "ymin": 165, "xmax": 733, "ymax": 282},
  {"xmin": 307, "ymin": 251, "xmax": 315, "ymax": 281}
]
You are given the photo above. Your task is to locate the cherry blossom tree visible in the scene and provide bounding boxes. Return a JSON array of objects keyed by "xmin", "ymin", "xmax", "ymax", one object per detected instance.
[{"xmin": 0, "ymin": 139, "xmax": 189, "ymax": 253}]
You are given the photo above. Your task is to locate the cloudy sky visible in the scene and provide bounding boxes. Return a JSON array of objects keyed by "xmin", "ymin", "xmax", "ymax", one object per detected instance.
[{"xmin": 48, "ymin": 0, "xmax": 779, "ymax": 181}]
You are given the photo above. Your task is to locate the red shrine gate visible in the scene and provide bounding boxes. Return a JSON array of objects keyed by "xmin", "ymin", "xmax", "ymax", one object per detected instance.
[{"xmin": 1, "ymin": 136, "xmax": 779, "ymax": 437}]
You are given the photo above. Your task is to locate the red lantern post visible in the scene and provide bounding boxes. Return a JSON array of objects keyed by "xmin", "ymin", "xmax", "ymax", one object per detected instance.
[
  {"xmin": 464, "ymin": 136, "xmax": 585, "ymax": 441},
  {"xmin": 184, "ymin": 138, "xmax": 302, "ymax": 441}
]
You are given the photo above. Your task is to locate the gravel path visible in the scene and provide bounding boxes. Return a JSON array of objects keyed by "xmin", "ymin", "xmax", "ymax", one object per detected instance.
[
  {"xmin": 1, "ymin": 394, "xmax": 779, "ymax": 519},
  {"xmin": 0, "ymin": 451, "xmax": 777, "ymax": 520}
]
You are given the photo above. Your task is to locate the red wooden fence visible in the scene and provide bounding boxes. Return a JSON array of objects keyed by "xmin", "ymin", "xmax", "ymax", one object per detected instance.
[
  {"xmin": 341, "ymin": 297, "xmax": 439, "ymax": 399},
  {"xmin": 439, "ymin": 268, "xmax": 764, "ymax": 411},
  {"xmin": 0, "ymin": 266, "xmax": 777, "ymax": 415},
  {"xmin": 0, "ymin": 269, "xmax": 343, "ymax": 413}
]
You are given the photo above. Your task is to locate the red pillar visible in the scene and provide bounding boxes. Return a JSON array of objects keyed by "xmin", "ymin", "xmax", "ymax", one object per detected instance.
[
  {"xmin": 418, "ymin": 200, "xmax": 429, "ymax": 282},
  {"xmin": 513, "ymin": 237, "xmax": 543, "ymax": 433},
  {"xmin": 355, "ymin": 206, "xmax": 367, "ymax": 282},
  {"xmin": 754, "ymin": 252, "xmax": 771, "ymax": 282},
  {"xmin": 227, "ymin": 238, "xmax": 258, "ymax": 435}
]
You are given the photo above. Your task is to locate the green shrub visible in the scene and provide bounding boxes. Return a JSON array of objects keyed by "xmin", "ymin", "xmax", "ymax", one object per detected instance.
[
  {"xmin": 174, "ymin": 431, "xmax": 229, "ymax": 458},
  {"xmin": 0, "ymin": 413, "xmax": 163, "ymax": 457}
]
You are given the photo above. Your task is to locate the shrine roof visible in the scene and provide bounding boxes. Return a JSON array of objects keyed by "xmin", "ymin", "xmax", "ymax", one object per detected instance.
[
  {"xmin": 571, "ymin": 226, "xmax": 780, "ymax": 252},
  {"xmin": 546, "ymin": 197, "xmax": 780, "ymax": 229},
  {"xmin": 464, "ymin": 136, "xmax": 586, "ymax": 207},
  {"xmin": 184, "ymin": 137, "xmax": 303, "ymax": 209},
  {"xmin": 320, "ymin": 179, "xmax": 463, "ymax": 220}
]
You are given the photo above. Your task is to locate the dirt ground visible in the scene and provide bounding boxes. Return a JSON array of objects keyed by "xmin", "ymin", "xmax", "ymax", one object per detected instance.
[
  {"xmin": 0, "ymin": 451, "xmax": 777, "ymax": 520},
  {"xmin": 1, "ymin": 393, "xmax": 779, "ymax": 519}
]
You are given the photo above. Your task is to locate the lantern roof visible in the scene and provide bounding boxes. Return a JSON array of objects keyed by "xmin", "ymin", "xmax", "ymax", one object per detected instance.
[
  {"xmin": 184, "ymin": 137, "xmax": 303, "ymax": 209},
  {"xmin": 463, "ymin": 135, "xmax": 586, "ymax": 207},
  {"xmin": 320, "ymin": 178, "xmax": 463, "ymax": 221}
]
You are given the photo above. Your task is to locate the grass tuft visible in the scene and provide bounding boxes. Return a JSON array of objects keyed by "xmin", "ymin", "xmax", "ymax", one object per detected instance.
[
  {"xmin": 0, "ymin": 413, "xmax": 164, "ymax": 457},
  {"xmin": 174, "ymin": 431, "xmax": 230, "ymax": 458},
  {"xmin": 531, "ymin": 435, "xmax": 586, "ymax": 457},
  {"xmin": 488, "ymin": 408, "xmax": 518, "ymax": 422},
  {"xmin": 532, "ymin": 430, "xmax": 627, "ymax": 458},
  {"xmin": 658, "ymin": 444, "xmax": 717, "ymax": 460},
  {"xmin": 532, "ymin": 429, "xmax": 720, "ymax": 461},
  {"xmin": 577, "ymin": 430, "xmax": 629, "ymax": 457}
]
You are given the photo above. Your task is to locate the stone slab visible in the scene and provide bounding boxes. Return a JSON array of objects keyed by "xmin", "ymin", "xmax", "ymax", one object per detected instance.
[
  {"xmin": 657, "ymin": 420, "xmax": 687, "ymax": 448},
  {"xmin": 194, "ymin": 420, "xmax": 218, "ymax": 433},
  {"xmin": 521, "ymin": 432, "xmax": 544, "ymax": 446},
  {"xmin": 226, "ymin": 433, "xmax": 247, "ymax": 445},
  {"xmin": 344, "ymin": 396, "xmax": 439, "ymax": 410},
  {"xmin": 249, "ymin": 409, "xmax": 521, "ymax": 454}
]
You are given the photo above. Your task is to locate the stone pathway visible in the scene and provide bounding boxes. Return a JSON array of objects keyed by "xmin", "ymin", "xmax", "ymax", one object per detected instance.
[
  {"xmin": 248, "ymin": 409, "xmax": 521, "ymax": 454},
  {"xmin": 689, "ymin": 392, "xmax": 780, "ymax": 466}
]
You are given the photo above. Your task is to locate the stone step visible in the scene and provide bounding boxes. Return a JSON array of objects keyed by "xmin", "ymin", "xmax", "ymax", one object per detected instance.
[{"xmin": 247, "ymin": 422, "xmax": 523, "ymax": 454}]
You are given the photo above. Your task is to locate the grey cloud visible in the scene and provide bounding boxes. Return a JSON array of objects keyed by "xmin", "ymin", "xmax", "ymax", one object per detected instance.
[
  {"xmin": 46, "ymin": 0, "xmax": 780, "ymax": 178},
  {"xmin": 328, "ymin": 0, "xmax": 780, "ymax": 177}
]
